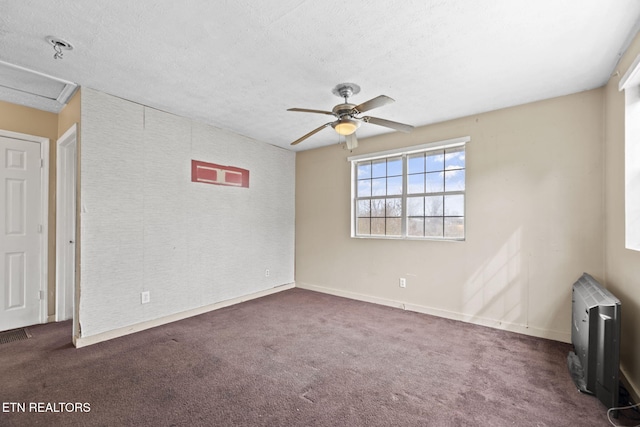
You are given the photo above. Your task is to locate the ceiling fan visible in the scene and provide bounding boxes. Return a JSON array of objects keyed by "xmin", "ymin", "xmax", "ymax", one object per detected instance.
[{"xmin": 287, "ymin": 83, "xmax": 414, "ymax": 149}]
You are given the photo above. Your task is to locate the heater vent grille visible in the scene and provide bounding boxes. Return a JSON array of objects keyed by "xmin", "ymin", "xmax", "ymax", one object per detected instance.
[{"xmin": 0, "ymin": 328, "xmax": 32, "ymax": 345}]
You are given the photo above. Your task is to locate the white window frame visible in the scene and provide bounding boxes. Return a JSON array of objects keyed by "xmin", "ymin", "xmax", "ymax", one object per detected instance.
[
  {"xmin": 348, "ymin": 136, "xmax": 469, "ymax": 241},
  {"xmin": 619, "ymin": 54, "xmax": 640, "ymax": 251}
]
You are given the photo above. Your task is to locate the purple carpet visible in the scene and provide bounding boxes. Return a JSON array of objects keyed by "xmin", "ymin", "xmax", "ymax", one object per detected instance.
[{"xmin": 0, "ymin": 288, "xmax": 630, "ymax": 426}]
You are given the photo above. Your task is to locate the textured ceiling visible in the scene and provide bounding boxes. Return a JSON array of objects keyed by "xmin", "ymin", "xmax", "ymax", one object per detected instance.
[{"xmin": 1, "ymin": 1, "xmax": 639, "ymax": 151}]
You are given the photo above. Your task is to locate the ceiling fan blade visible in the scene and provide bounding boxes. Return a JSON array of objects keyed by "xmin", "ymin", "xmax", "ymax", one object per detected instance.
[
  {"xmin": 287, "ymin": 108, "xmax": 335, "ymax": 116},
  {"xmin": 290, "ymin": 122, "xmax": 333, "ymax": 146},
  {"xmin": 353, "ymin": 95, "xmax": 395, "ymax": 114},
  {"xmin": 345, "ymin": 133, "xmax": 358, "ymax": 150},
  {"xmin": 363, "ymin": 116, "xmax": 414, "ymax": 133}
]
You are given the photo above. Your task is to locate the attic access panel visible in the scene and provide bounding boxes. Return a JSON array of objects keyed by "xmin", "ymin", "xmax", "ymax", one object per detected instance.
[{"xmin": 0, "ymin": 60, "xmax": 78, "ymax": 113}]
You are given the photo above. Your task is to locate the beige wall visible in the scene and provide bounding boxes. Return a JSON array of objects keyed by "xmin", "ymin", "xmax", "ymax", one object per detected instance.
[
  {"xmin": 296, "ymin": 89, "xmax": 605, "ymax": 343},
  {"xmin": 58, "ymin": 89, "xmax": 81, "ymax": 139},
  {"xmin": 0, "ymin": 100, "xmax": 59, "ymax": 141},
  {"xmin": 0, "ymin": 100, "xmax": 59, "ymax": 316},
  {"xmin": 604, "ymin": 30, "xmax": 640, "ymax": 397}
]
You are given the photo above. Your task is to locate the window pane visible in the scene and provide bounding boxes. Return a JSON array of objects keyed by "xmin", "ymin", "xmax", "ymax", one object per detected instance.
[
  {"xmin": 444, "ymin": 217, "xmax": 464, "ymax": 239},
  {"xmin": 426, "ymin": 150, "xmax": 445, "ymax": 172},
  {"xmin": 357, "ymin": 218, "xmax": 371, "ymax": 235},
  {"xmin": 425, "ymin": 217, "xmax": 443, "ymax": 237},
  {"xmin": 408, "ymin": 173, "xmax": 425, "ymax": 194},
  {"xmin": 408, "ymin": 218, "xmax": 424, "ymax": 237},
  {"xmin": 357, "ymin": 179, "xmax": 371, "ymax": 197},
  {"xmin": 357, "ymin": 161, "xmax": 371, "ymax": 179},
  {"xmin": 386, "ymin": 218, "xmax": 402, "ymax": 236},
  {"xmin": 357, "ymin": 200, "xmax": 371, "ymax": 217},
  {"xmin": 444, "ymin": 170, "xmax": 465, "ymax": 192},
  {"xmin": 425, "ymin": 196, "xmax": 444, "ymax": 216},
  {"xmin": 408, "ymin": 153, "xmax": 425, "ymax": 174},
  {"xmin": 445, "ymin": 148, "xmax": 465, "ymax": 170},
  {"xmin": 444, "ymin": 194, "xmax": 464, "ymax": 216},
  {"xmin": 371, "ymin": 199, "xmax": 386, "ymax": 217},
  {"xmin": 352, "ymin": 143, "xmax": 465, "ymax": 240},
  {"xmin": 426, "ymin": 172, "xmax": 444, "ymax": 193},
  {"xmin": 371, "ymin": 178, "xmax": 386, "ymax": 196},
  {"xmin": 386, "ymin": 198, "xmax": 402, "ymax": 217},
  {"xmin": 387, "ymin": 157, "xmax": 402, "ymax": 176},
  {"xmin": 407, "ymin": 197, "xmax": 424, "ymax": 217},
  {"xmin": 372, "ymin": 159, "xmax": 386, "ymax": 178},
  {"xmin": 387, "ymin": 176, "xmax": 402, "ymax": 195},
  {"xmin": 371, "ymin": 218, "xmax": 385, "ymax": 235}
]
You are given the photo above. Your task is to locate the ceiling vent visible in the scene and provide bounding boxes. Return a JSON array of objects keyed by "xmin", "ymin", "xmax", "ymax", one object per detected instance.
[{"xmin": 0, "ymin": 60, "xmax": 78, "ymax": 113}]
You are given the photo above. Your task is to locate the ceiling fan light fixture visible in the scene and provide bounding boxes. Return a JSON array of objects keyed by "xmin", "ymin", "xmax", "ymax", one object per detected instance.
[
  {"xmin": 287, "ymin": 83, "xmax": 413, "ymax": 147},
  {"xmin": 333, "ymin": 118, "xmax": 360, "ymax": 135}
]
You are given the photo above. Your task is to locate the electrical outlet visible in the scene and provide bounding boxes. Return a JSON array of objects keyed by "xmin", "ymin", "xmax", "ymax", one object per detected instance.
[
  {"xmin": 141, "ymin": 291, "xmax": 150, "ymax": 304},
  {"xmin": 265, "ymin": 269, "xmax": 270, "ymax": 277},
  {"xmin": 399, "ymin": 278, "xmax": 407, "ymax": 288}
]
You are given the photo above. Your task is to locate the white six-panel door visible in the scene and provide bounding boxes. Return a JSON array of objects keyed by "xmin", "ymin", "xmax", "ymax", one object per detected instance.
[{"xmin": 0, "ymin": 135, "xmax": 43, "ymax": 331}]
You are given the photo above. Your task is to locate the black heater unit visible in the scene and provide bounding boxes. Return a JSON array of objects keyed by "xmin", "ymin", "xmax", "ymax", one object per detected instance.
[{"xmin": 567, "ymin": 273, "xmax": 621, "ymax": 412}]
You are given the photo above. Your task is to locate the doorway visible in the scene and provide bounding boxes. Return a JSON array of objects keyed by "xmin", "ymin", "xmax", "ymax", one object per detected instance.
[{"xmin": 55, "ymin": 124, "xmax": 77, "ymax": 325}]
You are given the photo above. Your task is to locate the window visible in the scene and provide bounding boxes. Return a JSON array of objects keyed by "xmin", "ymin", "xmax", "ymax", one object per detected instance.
[
  {"xmin": 619, "ymin": 54, "xmax": 640, "ymax": 251},
  {"xmin": 349, "ymin": 137, "xmax": 468, "ymax": 240}
]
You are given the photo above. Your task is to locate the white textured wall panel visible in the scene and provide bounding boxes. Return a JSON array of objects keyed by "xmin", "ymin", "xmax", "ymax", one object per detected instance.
[
  {"xmin": 80, "ymin": 89, "xmax": 145, "ymax": 334},
  {"xmin": 79, "ymin": 88, "xmax": 295, "ymax": 337},
  {"xmin": 187, "ymin": 122, "xmax": 296, "ymax": 304},
  {"xmin": 141, "ymin": 108, "xmax": 195, "ymax": 318}
]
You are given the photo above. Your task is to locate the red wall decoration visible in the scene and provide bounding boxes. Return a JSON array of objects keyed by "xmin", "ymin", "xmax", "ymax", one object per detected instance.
[{"xmin": 191, "ymin": 160, "xmax": 250, "ymax": 188}]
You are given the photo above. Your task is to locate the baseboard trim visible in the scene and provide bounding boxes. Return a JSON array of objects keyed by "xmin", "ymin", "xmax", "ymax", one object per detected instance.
[
  {"xmin": 621, "ymin": 367, "xmax": 640, "ymax": 405},
  {"xmin": 296, "ymin": 282, "xmax": 570, "ymax": 343},
  {"xmin": 75, "ymin": 283, "xmax": 295, "ymax": 348}
]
